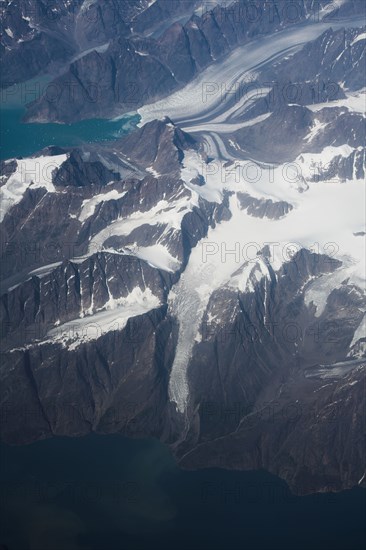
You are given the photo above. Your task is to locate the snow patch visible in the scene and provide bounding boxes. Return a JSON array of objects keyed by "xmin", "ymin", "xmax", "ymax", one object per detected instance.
[
  {"xmin": 307, "ymin": 88, "xmax": 366, "ymax": 115},
  {"xmin": 87, "ymin": 191, "xmax": 198, "ymax": 256},
  {"xmin": 46, "ymin": 287, "xmax": 160, "ymax": 349},
  {"xmin": 79, "ymin": 189, "xmax": 127, "ymax": 222},
  {"xmin": 146, "ymin": 166, "xmax": 161, "ymax": 178},
  {"xmin": 128, "ymin": 244, "xmax": 180, "ymax": 272},
  {"xmin": 351, "ymin": 32, "xmax": 366, "ymax": 46},
  {"xmin": 350, "ymin": 312, "xmax": 366, "ymax": 347},
  {"xmin": 0, "ymin": 154, "xmax": 68, "ymax": 223}
]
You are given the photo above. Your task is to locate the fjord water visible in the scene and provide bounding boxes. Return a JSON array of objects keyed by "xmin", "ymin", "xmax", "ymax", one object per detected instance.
[
  {"xmin": 1, "ymin": 52, "xmax": 365, "ymax": 550},
  {"xmin": 0, "ymin": 109, "xmax": 140, "ymax": 160},
  {"xmin": 1, "ymin": 435, "xmax": 365, "ymax": 550},
  {"xmin": 0, "ymin": 76, "xmax": 140, "ymax": 160}
]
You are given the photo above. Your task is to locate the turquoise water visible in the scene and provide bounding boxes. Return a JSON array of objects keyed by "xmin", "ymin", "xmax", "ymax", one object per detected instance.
[
  {"xmin": 0, "ymin": 108, "xmax": 140, "ymax": 160},
  {"xmin": 0, "ymin": 76, "xmax": 140, "ymax": 160},
  {"xmin": 1, "ymin": 79, "xmax": 365, "ymax": 550}
]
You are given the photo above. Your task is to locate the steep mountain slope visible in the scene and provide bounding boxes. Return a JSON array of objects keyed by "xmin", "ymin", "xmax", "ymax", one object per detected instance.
[
  {"xmin": 1, "ymin": 1, "xmax": 365, "ymax": 495},
  {"xmin": 19, "ymin": 0, "xmax": 364, "ymax": 122},
  {"xmin": 0, "ymin": 0, "xmax": 198, "ymax": 88}
]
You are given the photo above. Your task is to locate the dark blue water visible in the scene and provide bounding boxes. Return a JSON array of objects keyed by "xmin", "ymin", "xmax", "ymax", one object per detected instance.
[
  {"xmin": 1, "ymin": 434, "xmax": 365, "ymax": 550},
  {"xmin": 1, "ymin": 78, "xmax": 365, "ymax": 550}
]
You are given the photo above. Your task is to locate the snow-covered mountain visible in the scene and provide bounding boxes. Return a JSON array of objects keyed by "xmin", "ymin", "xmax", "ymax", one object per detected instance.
[{"xmin": 1, "ymin": 0, "xmax": 365, "ymax": 495}]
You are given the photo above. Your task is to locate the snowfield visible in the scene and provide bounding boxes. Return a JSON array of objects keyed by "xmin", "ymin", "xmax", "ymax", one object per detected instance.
[
  {"xmin": 79, "ymin": 189, "xmax": 127, "ymax": 222},
  {"xmin": 45, "ymin": 287, "xmax": 160, "ymax": 350},
  {"xmin": 168, "ymin": 146, "xmax": 366, "ymax": 412},
  {"xmin": 0, "ymin": 154, "xmax": 68, "ymax": 223},
  {"xmin": 3, "ymin": 13, "xmax": 364, "ymax": 413}
]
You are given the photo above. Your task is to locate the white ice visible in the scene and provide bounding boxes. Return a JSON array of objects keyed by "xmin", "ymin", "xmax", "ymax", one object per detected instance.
[
  {"xmin": 168, "ymin": 145, "xmax": 366, "ymax": 412},
  {"xmin": 46, "ymin": 287, "xmax": 160, "ymax": 349},
  {"xmin": 138, "ymin": 16, "xmax": 365, "ymax": 132},
  {"xmin": 0, "ymin": 154, "xmax": 68, "ymax": 223},
  {"xmin": 79, "ymin": 189, "xmax": 127, "ymax": 222},
  {"xmin": 307, "ymin": 88, "xmax": 366, "ymax": 115}
]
